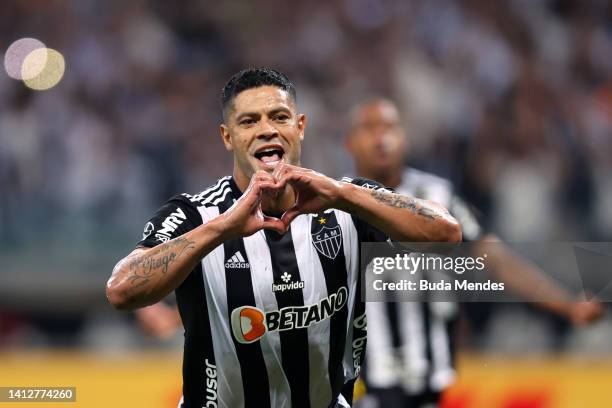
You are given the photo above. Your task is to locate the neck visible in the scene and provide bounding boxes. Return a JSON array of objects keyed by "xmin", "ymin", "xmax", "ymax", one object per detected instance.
[
  {"xmin": 356, "ymin": 164, "xmax": 403, "ymax": 189},
  {"xmin": 233, "ymin": 168, "xmax": 251, "ymax": 193},
  {"xmin": 262, "ymin": 186, "xmax": 295, "ymax": 214}
]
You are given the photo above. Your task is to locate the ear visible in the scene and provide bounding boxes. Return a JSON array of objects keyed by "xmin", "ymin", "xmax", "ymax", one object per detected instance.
[
  {"xmin": 297, "ymin": 113, "xmax": 306, "ymax": 141},
  {"xmin": 220, "ymin": 124, "xmax": 233, "ymax": 151}
]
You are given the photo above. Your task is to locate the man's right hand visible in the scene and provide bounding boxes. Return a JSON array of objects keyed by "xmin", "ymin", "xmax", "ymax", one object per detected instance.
[{"xmin": 220, "ymin": 170, "xmax": 287, "ymax": 238}]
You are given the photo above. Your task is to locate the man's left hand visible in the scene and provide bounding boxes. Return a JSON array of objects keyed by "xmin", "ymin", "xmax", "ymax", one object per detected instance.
[{"xmin": 273, "ymin": 164, "xmax": 345, "ymax": 226}]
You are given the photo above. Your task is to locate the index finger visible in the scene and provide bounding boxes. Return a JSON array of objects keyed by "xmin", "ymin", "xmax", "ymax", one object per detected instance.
[
  {"xmin": 252, "ymin": 170, "xmax": 276, "ymax": 184},
  {"xmin": 272, "ymin": 163, "xmax": 303, "ymax": 180}
]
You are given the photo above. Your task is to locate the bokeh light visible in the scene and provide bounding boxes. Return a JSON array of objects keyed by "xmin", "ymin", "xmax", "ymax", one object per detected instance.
[
  {"xmin": 3, "ymin": 37, "xmax": 46, "ymax": 80},
  {"xmin": 22, "ymin": 48, "xmax": 65, "ymax": 91},
  {"xmin": 3, "ymin": 37, "xmax": 66, "ymax": 90}
]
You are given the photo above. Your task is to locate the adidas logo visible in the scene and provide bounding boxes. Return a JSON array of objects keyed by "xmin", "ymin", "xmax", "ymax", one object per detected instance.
[{"xmin": 225, "ymin": 251, "xmax": 250, "ymax": 269}]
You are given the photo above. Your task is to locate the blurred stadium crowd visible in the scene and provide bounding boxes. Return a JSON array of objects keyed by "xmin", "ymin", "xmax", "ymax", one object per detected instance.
[{"xmin": 1, "ymin": 0, "xmax": 612, "ymax": 352}]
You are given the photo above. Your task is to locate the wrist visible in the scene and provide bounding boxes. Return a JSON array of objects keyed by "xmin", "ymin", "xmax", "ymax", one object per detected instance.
[
  {"xmin": 206, "ymin": 214, "xmax": 238, "ymax": 244},
  {"xmin": 335, "ymin": 182, "xmax": 357, "ymax": 212},
  {"xmin": 543, "ymin": 300, "xmax": 573, "ymax": 319}
]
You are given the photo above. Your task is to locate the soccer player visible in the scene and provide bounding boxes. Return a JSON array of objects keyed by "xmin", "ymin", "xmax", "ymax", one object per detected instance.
[
  {"xmin": 134, "ymin": 300, "xmax": 181, "ymax": 339},
  {"xmin": 345, "ymin": 98, "xmax": 604, "ymax": 408},
  {"xmin": 106, "ymin": 68, "xmax": 462, "ymax": 408}
]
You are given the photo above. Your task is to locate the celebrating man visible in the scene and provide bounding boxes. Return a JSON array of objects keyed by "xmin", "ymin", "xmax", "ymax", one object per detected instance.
[{"xmin": 106, "ymin": 68, "xmax": 461, "ymax": 408}]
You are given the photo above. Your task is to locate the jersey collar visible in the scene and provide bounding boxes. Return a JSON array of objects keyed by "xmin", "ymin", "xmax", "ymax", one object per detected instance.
[{"xmin": 228, "ymin": 176, "xmax": 243, "ymax": 199}]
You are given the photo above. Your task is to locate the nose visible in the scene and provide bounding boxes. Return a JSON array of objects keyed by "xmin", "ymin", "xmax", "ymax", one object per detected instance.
[
  {"xmin": 256, "ymin": 118, "xmax": 278, "ymax": 140},
  {"xmin": 369, "ymin": 128, "xmax": 386, "ymax": 147},
  {"xmin": 372, "ymin": 124, "xmax": 393, "ymax": 144}
]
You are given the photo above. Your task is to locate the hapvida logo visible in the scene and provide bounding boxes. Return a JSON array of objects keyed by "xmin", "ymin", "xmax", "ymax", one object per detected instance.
[{"xmin": 272, "ymin": 272, "xmax": 305, "ymax": 293}]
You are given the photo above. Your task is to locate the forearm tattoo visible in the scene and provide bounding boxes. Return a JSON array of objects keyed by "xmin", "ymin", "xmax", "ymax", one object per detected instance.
[
  {"xmin": 370, "ymin": 189, "xmax": 440, "ymax": 220},
  {"xmin": 126, "ymin": 237, "xmax": 196, "ymax": 288}
]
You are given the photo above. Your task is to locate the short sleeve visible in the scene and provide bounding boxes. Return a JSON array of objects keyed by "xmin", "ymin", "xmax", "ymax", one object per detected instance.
[
  {"xmin": 137, "ymin": 194, "xmax": 201, "ymax": 248},
  {"xmin": 340, "ymin": 176, "xmax": 392, "ymax": 243}
]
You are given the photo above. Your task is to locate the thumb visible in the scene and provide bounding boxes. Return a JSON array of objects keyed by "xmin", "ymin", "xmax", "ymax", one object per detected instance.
[
  {"xmin": 263, "ymin": 215, "xmax": 287, "ymax": 234},
  {"xmin": 281, "ymin": 205, "xmax": 301, "ymax": 227}
]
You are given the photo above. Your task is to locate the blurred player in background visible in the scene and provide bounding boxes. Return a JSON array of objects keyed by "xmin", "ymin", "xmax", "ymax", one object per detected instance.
[
  {"xmin": 134, "ymin": 300, "xmax": 181, "ymax": 340},
  {"xmin": 106, "ymin": 68, "xmax": 462, "ymax": 408},
  {"xmin": 345, "ymin": 99, "xmax": 604, "ymax": 408}
]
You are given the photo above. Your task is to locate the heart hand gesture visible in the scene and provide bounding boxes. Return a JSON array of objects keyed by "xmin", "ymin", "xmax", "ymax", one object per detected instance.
[
  {"xmin": 221, "ymin": 170, "xmax": 287, "ymax": 237},
  {"xmin": 273, "ymin": 164, "xmax": 344, "ymax": 227},
  {"xmin": 221, "ymin": 165, "xmax": 345, "ymax": 238}
]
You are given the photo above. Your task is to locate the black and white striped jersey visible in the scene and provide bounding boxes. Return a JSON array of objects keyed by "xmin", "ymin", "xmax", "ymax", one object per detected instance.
[
  {"xmin": 138, "ymin": 175, "xmax": 389, "ymax": 408},
  {"xmin": 364, "ymin": 167, "xmax": 482, "ymax": 395}
]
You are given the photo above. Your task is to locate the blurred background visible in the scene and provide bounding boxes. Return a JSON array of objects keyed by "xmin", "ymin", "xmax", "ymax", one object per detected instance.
[{"xmin": 1, "ymin": 0, "xmax": 612, "ymax": 407}]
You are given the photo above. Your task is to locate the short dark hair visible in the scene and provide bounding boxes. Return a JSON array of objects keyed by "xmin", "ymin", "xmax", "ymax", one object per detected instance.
[{"xmin": 221, "ymin": 67, "xmax": 296, "ymax": 120}]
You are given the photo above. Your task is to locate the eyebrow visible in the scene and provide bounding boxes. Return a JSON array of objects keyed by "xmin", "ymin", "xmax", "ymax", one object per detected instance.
[
  {"xmin": 234, "ymin": 107, "xmax": 292, "ymax": 123},
  {"xmin": 235, "ymin": 111, "xmax": 258, "ymax": 122},
  {"xmin": 268, "ymin": 107, "xmax": 292, "ymax": 116}
]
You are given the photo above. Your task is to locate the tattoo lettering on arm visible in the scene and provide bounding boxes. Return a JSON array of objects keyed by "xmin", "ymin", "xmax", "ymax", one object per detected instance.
[
  {"xmin": 370, "ymin": 189, "xmax": 440, "ymax": 220},
  {"xmin": 126, "ymin": 237, "xmax": 196, "ymax": 288}
]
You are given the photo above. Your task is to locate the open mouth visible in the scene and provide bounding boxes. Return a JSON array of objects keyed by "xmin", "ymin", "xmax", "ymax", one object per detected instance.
[{"xmin": 254, "ymin": 145, "xmax": 285, "ymax": 166}]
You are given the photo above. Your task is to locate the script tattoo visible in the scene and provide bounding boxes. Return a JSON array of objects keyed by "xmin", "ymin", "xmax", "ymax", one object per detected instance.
[
  {"xmin": 127, "ymin": 237, "xmax": 196, "ymax": 288},
  {"xmin": 370, "ymin": 189, "xmax": 439, "ymax": 220}
]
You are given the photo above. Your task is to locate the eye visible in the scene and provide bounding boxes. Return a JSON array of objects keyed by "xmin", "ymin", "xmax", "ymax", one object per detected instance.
[
  {"xmin": 239, "ymin": 118, "xmax": 255, "ymax": 126},
  {"xmin": 274, "ymin": 114, "xmax": 289, "ymax": 122}
]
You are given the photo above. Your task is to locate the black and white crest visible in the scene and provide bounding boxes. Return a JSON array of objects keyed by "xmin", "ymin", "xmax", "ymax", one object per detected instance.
[{"xmin": 312, "ymin": 225, "xmax": 342, "ymax": 259}]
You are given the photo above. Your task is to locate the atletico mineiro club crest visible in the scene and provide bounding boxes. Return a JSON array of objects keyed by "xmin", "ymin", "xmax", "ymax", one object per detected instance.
[{"xmin": 312, "ymin": 225, "xmax": 342, "ymax": 260}]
